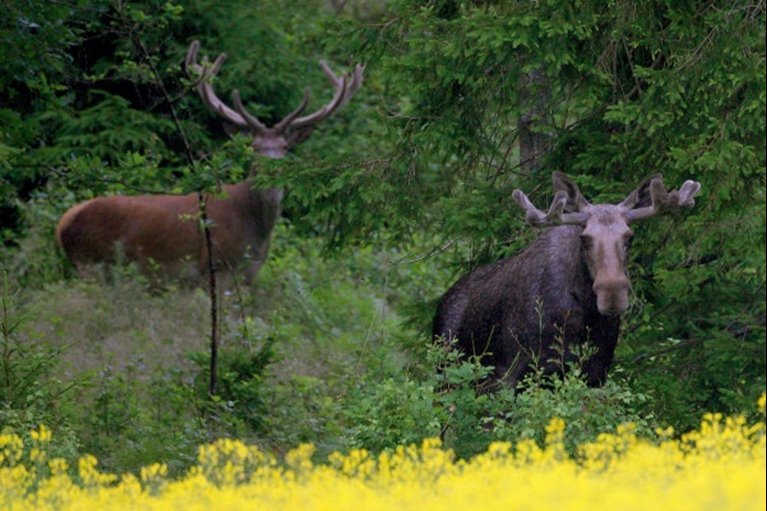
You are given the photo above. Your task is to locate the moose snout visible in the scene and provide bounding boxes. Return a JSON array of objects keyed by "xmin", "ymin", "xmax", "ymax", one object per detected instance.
[{"xmin": 593, "ymin": 277, "xmax": 630, "ymax": 316}]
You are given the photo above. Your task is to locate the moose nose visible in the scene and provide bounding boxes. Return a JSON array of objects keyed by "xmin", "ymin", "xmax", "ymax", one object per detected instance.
[{"xmin": 593, "ymin": 278, "xmax": 630, "ymax": 316}]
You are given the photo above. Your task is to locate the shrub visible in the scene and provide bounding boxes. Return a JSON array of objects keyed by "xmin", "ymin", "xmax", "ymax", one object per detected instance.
[{"xmin": 0, "ymin": 273, "xmax": 81, "ymax": 463}]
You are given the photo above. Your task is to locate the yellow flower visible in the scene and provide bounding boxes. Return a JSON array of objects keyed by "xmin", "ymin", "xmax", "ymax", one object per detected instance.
[
  {"xmin": 1, "ymin": 403, "xmax": 765, "ymax": 511},
  {"xmin": 30, "ymin": 425, "xmax": 52, "ymax": 444}
]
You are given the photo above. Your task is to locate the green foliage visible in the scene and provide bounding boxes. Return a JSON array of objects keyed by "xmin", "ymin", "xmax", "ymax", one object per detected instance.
[
  {"xmin": 0, "ymin": 1, "xmax": 80, "ymax": 99},
  {"xmin": 431, "ymin": 344, "xmax": 495, "ymax": 458},
  {"xmin": 490, "ymin": 370, "xmax": 652, "ymax": 456},
  {"xmin": 0, "ymin": 274, "xmax": 81, "ymax": 462},
  {"xmin": 342, "ymin": 375, "xmax": 441, "ymax": 452},
  {"xmin": 2, "ymin": 273, "xmax": 213, "ymax": 474},
  {"xmin": 189, "ymin": 336, "xmax": 276, "ymax": 434},
  {"xmin": 433, "ymin": 339, "xmax": 652, "ymax": 459},
  {"xmin": 337, "ymin": 336, "xmax": 652, "ymax": 460},
  {"xmin": 80, "ymin": 363, "xmax": 208, "ymax": 476}
]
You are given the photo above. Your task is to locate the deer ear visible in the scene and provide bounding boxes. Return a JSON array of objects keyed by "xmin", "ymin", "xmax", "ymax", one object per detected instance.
[
  {"xmin": 552, "ymin": 172, "xmax": 590, "ymax": 212},
  {"xmin": 287, "ymin": 126, "xmax": 315, "ymax": 146},
  {"xmin": 621, "ymin": 173, "xmax": 662, "ymax": 209},
  {"xmin": 222, "ymin": 122, "xmax": 244, "ymax": 137}
]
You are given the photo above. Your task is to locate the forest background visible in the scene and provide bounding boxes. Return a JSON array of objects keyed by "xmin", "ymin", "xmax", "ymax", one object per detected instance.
[{"xmin": 0, "ymin": 0, "xmax": 764, "ymax": 475}]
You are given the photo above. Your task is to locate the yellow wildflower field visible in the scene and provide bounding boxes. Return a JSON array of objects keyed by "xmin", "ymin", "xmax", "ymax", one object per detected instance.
[{"xmin": 1, "ymin": 395, "xmax": 765, "ymax": 511}]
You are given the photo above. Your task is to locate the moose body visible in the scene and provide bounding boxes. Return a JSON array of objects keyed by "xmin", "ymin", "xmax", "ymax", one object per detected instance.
[
  {"xmin": 433, "ymin": 172, "xmax": 701, "ymax": 388},
  {"xmin": 56, "ymin": 41, "xmax": 363, "ymax": 283},
  {"xmin": 433, "ymin": 225, "xmax": 621, "ymax": 387}
]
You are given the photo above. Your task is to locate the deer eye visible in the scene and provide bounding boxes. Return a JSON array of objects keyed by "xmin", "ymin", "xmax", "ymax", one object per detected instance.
[
  {"xmin": 579, "ymin": 234, "xmax": 593, "ymax": 250},
  {"xmin": 623, "ymin": 232, "xmax": 634, "ymax": 249}
]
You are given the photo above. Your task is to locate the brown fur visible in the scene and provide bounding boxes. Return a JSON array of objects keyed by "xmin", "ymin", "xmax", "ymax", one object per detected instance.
[{"xmin": 56, "ymin": 182, "xmax": 282, "ymax": 283}]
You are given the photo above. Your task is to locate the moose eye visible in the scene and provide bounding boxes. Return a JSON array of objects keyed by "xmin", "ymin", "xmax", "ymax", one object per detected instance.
[{"xmin": 579, "ymin": 235, "xmax": 593, "ymax": 249}]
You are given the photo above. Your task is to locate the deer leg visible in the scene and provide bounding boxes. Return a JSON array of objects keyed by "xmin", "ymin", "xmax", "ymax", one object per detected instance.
[{"xmin": 243, "ymin": 258, "xmax": 264, "ymax": 285}]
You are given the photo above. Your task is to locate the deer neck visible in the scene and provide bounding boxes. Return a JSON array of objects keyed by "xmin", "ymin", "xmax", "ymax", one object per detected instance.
[{"xmin": 225, "ymin": 180, "xmax": 284, "ymax": 235}]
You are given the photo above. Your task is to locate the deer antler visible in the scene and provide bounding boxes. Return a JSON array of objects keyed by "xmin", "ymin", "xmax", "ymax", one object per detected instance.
[
  {"xmin": 271, "ymin": 88, "xmax": 311, "ymax": 131},
  {"xmin": 512, "ymin": 189, "xmax": 589, "ymax": 227},
  {"xmin": 624, "ymin": 177, "xmax": 702, "ymax": 221},
  {"xmin": 186, "ymin": 41, "xmax": 364, "ymax": 135},
  {"xmin": 286, "ymin": 61, "xmax": 364, "ymax": 131},
  {"xmin": 185, "ymin": 40, "xmax": 258, "ymax": 131},
  {"xmin": 231, "ymin": 90, "xmax": 270, "ymax": 133},
  {"xmin": 321, "ymin": 61, "xmax": 365, "ymax": 109}
]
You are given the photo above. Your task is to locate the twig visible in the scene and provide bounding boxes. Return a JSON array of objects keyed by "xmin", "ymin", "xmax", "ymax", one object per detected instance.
[
  {"xmin": 127, "ymin": 28, "xmax": 220, "ymax": 396},
  {"xmin": 47, "ymin": 164, "xmax": 188, "ymax": 196},
  {"xmin": 392, "ymin": 239, "xmax": 455, "ymax": 266},
  {"xmin": 625, "ymin": 337, "xmax": 701, "ymax": 365}
]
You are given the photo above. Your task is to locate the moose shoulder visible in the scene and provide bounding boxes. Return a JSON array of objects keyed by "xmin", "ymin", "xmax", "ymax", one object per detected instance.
[
  {"xmin": 56, "ymin": 41, "xmax": 363, "ymax": 283},
  {"xmin": 432, "ymin": 172, "xmax": 701, "ymax": 389}
]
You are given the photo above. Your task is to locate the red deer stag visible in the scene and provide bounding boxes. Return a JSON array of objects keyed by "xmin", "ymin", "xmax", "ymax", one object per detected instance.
[
  {"xmin": 432, "ymin": 172, "xmax": 701, "ymax": 388},
  {"xmin": 56, "ymin": 41, "xmax": 363, "ymax": 283}
]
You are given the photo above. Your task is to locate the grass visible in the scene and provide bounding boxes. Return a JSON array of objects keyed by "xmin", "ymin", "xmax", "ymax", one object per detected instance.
[
  {"xmin": 4, "ymin": 221, "xmax": 448, "ymax": 472},
  {"xmin": 2, "ymin": 217, "xmax": 683, "ymax": 477}
]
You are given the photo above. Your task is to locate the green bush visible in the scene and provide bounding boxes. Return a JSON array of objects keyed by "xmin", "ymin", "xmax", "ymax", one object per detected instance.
[
  {"xmin": 336, "ymin": 336, "xmax": 653, "ymax": 460},
  {"xmin": 189, "ymin": 335, "xmax": 276, "ymax": 435},
  {"xmin": 0, "ymin": 273, "xmax": 82, "ymax": 463},
  {"xmin": 489, "ymin": 370, "xmax": 653, "ymax": 455},
  {"xmin": 342, "ymin": 374, "xmax": 441, "ymax": 453},
  {"xmin": 80, "ymin": 363, "xmax": 207, "ymax": 476}
]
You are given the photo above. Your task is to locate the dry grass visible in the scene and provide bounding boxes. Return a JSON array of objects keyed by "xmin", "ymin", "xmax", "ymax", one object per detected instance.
[{"xmin": 18, "ymin": 274, "xmax": 211, "ymax": 380}]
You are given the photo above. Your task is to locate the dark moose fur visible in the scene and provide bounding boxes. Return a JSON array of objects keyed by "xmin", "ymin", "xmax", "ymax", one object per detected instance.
[{"xmin": 433, "ymin": 225, "xmax": 620, "ymax": 388}]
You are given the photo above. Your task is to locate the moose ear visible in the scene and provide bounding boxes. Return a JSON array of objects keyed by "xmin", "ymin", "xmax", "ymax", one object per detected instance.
[
  {"xmin": 287, "ymin": 126, "xmax": 315, "ymax": 146},
  {"xmin": 620, "ymin": 173, "xmax": 662, "ymax": 209},
  {"xmin": 552, "ymin": 172, "xmax": 590, "ymax": 212}
]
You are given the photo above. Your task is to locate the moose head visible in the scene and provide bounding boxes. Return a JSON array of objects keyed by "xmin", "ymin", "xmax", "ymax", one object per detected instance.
[{"xmin": 512, "ymin": 172, "xmax": 702, "ymax": 315}]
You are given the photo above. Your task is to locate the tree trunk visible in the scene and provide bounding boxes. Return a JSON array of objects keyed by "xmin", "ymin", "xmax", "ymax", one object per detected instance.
[{"xmin": 518, "ymin": 69, "xmax": 552, "ymax": 173}]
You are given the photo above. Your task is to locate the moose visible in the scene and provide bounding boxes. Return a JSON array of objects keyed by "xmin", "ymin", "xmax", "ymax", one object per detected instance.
[
  {"xmin": 432, "ymin": 172, "xmax": 701, "ymax": 388},
  {"xmin": 56, "ymin": 41, "xmax": 363, "ymax": 283}
]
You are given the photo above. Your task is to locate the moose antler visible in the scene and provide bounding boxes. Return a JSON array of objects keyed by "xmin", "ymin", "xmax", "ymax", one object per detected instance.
[
  {"xmin": 512, "ymin": 189, "xmax": 589, "ymax": 227},
  {"xmin": 623, "ymin": 176, "xmax": 702, "ymax": 221},
  {"xmin": 185, "ymin": 40, "xmax": 364, "ymax": 134}
]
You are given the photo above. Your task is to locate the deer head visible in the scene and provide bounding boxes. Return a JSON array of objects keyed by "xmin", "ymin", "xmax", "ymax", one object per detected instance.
[
  {"xmin": 512, "ymin": 172, "xmax": 702, "ymax": 316},
  {"xmin": 185, "ymin": 40, "xmax": 364, "ymax": 159}
]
